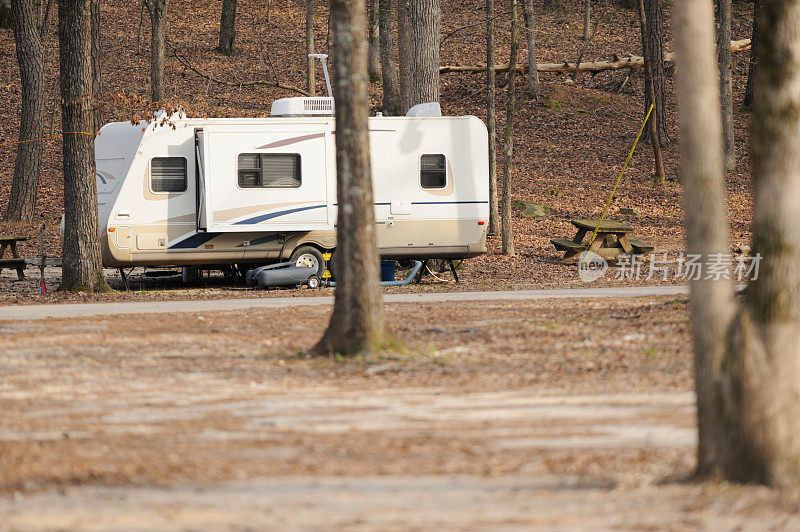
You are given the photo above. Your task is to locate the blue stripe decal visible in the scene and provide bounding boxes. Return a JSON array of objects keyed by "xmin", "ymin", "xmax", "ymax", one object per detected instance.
[
  {"xmin": 236, "ymin": 234, "xmax": 281, "ymax": 247},
  {"xmin": 411, "ymin": 201, "xmax": 489, "ymax": 205},
  {"xmin": 235, "ymin": 204, "xmax": 327, "ymax": 225},
  {"xmin": 169, "ymin": 232, "xmax": 223, "ymax": 249}
]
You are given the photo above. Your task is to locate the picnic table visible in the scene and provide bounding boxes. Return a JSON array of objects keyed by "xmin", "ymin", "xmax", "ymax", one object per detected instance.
[
  {"xmin": 0, "ymin": 235, "xmax": 28, "ymax": 280},
  {"xmin": 550, "ymin": 219, "xmax": 653, "ymax": 263}
]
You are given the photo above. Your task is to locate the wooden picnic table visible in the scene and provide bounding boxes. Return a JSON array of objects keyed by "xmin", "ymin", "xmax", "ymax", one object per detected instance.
[
  {"xmin": 550, "ymin": 219, "xmax": 653, "ymax": 263},
  {"xmin": 0, "ymin": 235, "xmax": 28, "ymax": 280}
]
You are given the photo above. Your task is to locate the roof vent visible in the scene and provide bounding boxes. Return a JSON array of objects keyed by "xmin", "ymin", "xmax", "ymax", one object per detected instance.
[{"xmin": 271, "ymin": 97, "xmax": 334, "ymax": 117}]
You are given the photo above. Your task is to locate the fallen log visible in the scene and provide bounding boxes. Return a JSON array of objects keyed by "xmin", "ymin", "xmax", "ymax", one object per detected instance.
[{"xmin": 440, "ymin": 38, "xmax": 751, "ymax": 75}]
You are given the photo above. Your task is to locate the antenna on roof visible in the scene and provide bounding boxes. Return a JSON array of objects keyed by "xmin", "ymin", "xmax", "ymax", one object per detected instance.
[{"xmin": 309, "ymin": 54, "xmax": 333, "ymax": 99}]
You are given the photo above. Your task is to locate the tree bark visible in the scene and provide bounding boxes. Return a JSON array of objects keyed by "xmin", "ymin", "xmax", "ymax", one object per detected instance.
[
  {"xmin": 486, "ymin": 0, "xmax": 499, "ymax": 235},
  {"xmin": 144, "ymin": 0, "xmax": 168, "ymax": 103},
  {"xmin": 4, "ymin": 0, "xmax": 47, "ymax": 223},
  {"xmin": 582, "ymin": 0, "xmax": 590, "ymax": 41},
  {"xmin": 636, "ymin": 0, "xmax": 664, "ymax": 184},
  {"xmin": 522, "ymin": 0, "xmax": 538, "ymax": 95},
  {"xmin": 217, "ymin": 0, "xmax": 237, "ymax": 55},
  {"xmin": 379, "ymin": 0, "xmax": 399, "ymax": 115},
  {"xmin": 743, "ymin": 0, "xmax": 759, "ymax": 108},
  {"xmin": 717, "ymin": 0, "xmax": 735, "ymax": 172},
  {"xmin": 0, "ymin": 0, "xmax": 12, "ymax": 28},
  {"xmin": 407, "ymin": 0, "xmax": 440, "ymax": 106},
  {"xmin": 314, "ymin": 0, "xmax": 393, "ymax": 355},
  {"xmin": 368, "ymin": 0, "xmax": 381, "ymax": 81},
  {"xmin": 306, "ymin": 0, "xmax": 315, "ymax": 95},
  {"xmin": 501, "ymin": 0, "xmax": 518, "ymax": 256},
  {"xmin": 396, "ymin": 0, "xmax": 411, "ymax": 113},
  {"xmin": 59, "ymin": 0, "xmax": 108, "ymax": 292},
  {"xmin": 91, "ymin": 0, "xmax": 102, "ymax": 132},
  {"xmin": 642, "ymin": 0, "xmax": 669, "ymax": 145}
]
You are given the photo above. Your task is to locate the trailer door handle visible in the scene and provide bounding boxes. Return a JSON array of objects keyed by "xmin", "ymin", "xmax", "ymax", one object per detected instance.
[{"xmin": 115, "ymin": 211, "xmax": 131, "ymax": 219}]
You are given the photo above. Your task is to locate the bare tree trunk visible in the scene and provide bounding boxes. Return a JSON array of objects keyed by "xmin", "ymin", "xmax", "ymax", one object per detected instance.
[
  {"xmin": 486, "ymin": 0, "xmax": 499, "ymax": 235},
  {"xmin": 522, "ymin": 0, "xmax": 538, "ymax": 95},
  {"xmin": 91, "ymin": 0, "xmax": 102, "ymax": 132},
  {"xmin": 642, "ymin": 0, "xmax": 669, "ymax": 145},
  {"xmin": 59, "ymin": 0, "xmax": 108, "ymax": 292},
  {"xmin": 379, "ymin": 0, "xmax": 399, "ymax": 115},
  {"xmin": 0, "ymin": 0, "xmax": 12, "ymax": 28},
  {"xmin": 217, "ymin": 0, "xmax": 237, "ymax": 55},
  {"xmin": 717, "ymin": 0, "xmax": 735, "ymax": 172},
  {"xmin": 582, "ymin": 0, "xmax": 590, "ymax": 41},
  {"xmin": 636, "ymin": 0, "xmax": 664, "ymax": 184},
  {"xmin": 368, "ymin": 0, "xmax": 381, "ymax": 81},
  {"xmin": 743, "ymin": 0, "xmax": 759, "ymax": 108},
  {"xmin": 144, "ymin": 0, "xmax": 167, "ymax": 103},
  {"xmin": 407, "ymin": 0, "xmax": 440, "ymax": 106},
  {"xmin": 4, "ymin": 0, "xmax": 47, "ymax": 223},
  {"xmin": 314, "ymin": 0, "xmax": 393, "ymax": 355},
  {"xmin": 396, "ymin": 0, "xmax": 411, "ymax": 113},
  {"xmin": 306, "ymin": 0, "xmax": 315, "ymax": 95},
  {"xmin": 501, "ymin": 0, "xmax": 518, "ymax": 256}
]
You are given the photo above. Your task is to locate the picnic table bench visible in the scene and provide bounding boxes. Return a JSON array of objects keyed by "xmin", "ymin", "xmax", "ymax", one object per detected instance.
[
  {"xmin": 551, "ymin": 219, "xmax": 653, "ymax": 263},
  {"xmin": 0, "ymin": 235, "xmax": 28, "ymax": 280}
]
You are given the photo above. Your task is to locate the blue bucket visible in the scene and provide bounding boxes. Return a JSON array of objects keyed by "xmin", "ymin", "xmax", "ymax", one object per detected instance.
[{"xmin": 380, "ymin": 260, "xmax": 396, "ymax": 282}]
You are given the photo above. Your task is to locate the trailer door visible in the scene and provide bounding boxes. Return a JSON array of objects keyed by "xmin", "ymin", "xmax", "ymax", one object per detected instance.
[{"xmin": 200, "ymin": 123, "xmax": 333, "ymax": 233}]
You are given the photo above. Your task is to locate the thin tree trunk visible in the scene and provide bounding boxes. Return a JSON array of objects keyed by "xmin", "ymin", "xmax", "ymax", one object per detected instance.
[
  {"xmin": 368, "ymin": 0, "xmax": 381, "ymax": 81},
  {"xmin": 314, "ymin": 0, "xmax": 393, "ymax": 355},
  {"xmin": 5, "ymin": 0, "xmax": 47, "ymax": 222},
  {"xmin": 379, "ymin": 0, "xmax": 399, "ymax": 115},
  {"xmin": 717, "ymin": 0, "xmax": 735, "ymax": 172},
  {"xmin": 582, "ymin": 0, "xmax": 590, "ymax": 41},
  {"xmin": 486, "ymin": 0, "xmax": 499, "ymax": 235},
  {"xmin": 217, "ymin": 0, "xmax": 237, "ymax": 55},
  {"xmin": 407, "ymin": 0, "xmax": 440, "ymax": 106},
  {"xmin": 396, "ymin": 0, "xmax": 410, "ymax": 113},
  {"xmin": 643, "ymin": 0, "xmax": 669, "ymax": 145},
  {"xmin": 522, "ymin": 0, "xmax": 538, "ymax": 95},
  {"xmin": 306, "ymin": 0, "xmax": 315, "ymax": 95},
  {"xmin": 59, "ymin": 0, "xmax": 108, "ymax": 292},
  {"xmin": 145, "ymin": 0, "xmax": 167, "ymax": 104},
  {"xmin": 91, "ymin": 0, "xmax": 102, "ymax": 132},
  {"xmin": 743, "ymin": 0, "xmax": 759, "ymax": 108},
  {"xmin": 637, "ymin": 0, "xmax": 664, "ymax": 184},
  {"xmin": 501, "ymin": 0, "xmax": 518, "ymax": 256}
]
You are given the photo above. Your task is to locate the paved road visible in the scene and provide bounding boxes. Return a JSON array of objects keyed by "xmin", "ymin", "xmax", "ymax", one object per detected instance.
[{"xmin": 0, "ymin": 285, "xmax": 689, "ymax": 321}]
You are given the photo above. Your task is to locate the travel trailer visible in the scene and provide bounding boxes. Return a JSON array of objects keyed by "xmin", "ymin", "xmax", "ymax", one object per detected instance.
[{"xmin": 94, "ymin": 79, "xmax": 489, "ymax": 278}]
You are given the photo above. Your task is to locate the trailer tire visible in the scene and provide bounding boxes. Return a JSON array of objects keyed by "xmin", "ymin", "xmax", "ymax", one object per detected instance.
[
  {"xmin": 306, "ymin": 275, "xmax": 320, "ymax": 289},
  {"xmin": 289, "ymin": 246, "xmax": 325, "ymax": 277}
]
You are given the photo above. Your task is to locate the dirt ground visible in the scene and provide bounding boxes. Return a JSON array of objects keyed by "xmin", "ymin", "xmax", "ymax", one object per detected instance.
[{"xmin": 2, "ymin": 295, "xmax": 799, "ymax": 529}]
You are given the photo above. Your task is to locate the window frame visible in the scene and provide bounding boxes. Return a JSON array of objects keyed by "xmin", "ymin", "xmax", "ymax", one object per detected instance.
[
  {"xmin": 419, "ymin": 153, "xmax": 447, "ymax": 190},
  {"xmin": 149, "ymin": 156, "xmax": 188, "ymax": 194},
  {"xmin": 236, "ymin": 152, "xmax": 303, "ymax": 189}
]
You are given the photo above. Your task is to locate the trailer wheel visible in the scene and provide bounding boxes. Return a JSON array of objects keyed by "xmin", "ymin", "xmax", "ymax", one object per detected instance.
[
  {"xmin": 306, "ymin": 275, "xmax": 320, "ymax": 289},
  {"xmin": 289, "ymin": 246, "xmax": 325, "ymax": 277}
]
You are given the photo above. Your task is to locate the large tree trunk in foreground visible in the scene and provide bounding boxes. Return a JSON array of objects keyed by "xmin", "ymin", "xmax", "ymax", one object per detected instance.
[
  {"xmin": 144, "ymin": 0, "xmax": 167, "ymax": 103},
  {"xmin": 379, "ymin": 0, "xmax": 399, "ymax": 115},
  {"xmin": 501, "ymin": 0, "xmax": 518, "ymax": 256},
  {"xmin": 217, "ymin": 0, "xmax": 237, "ymax": 55},
  {"xmin": 743, "ymin": 0, "xmax": 760, "ymax": 108},
  {"xmin": 642, "ymin": 0, "xmax": 669, "ymax": 146},
  {"xmin": 91, "ymin": 0, "xmax": 102, "ymax": 131},
  {"xmin": 306, "ymin": 0, "xmax": 315, "ymax": 95},
  {"xmin": 677, "ymin": 0, "xmax": 800, "ymax": 488},
  {"xmin": 368, "ymin": 0, "xmax": 381, "ymax": 81},
  {"xmin": 717, "ymin": 0, "xmax": 735, "ymax": 172},
  {"xmin": 637, "ymin": 0, "xmax": 664, "ymax": 184},
  {"xmin": 522, "ymin": 0, "xmax": 539, "ymax": 95},
  {"xmin": 396, "ymin": 0, "xmax": 410, "ymax": 113},
  {"xmin": 5, "ymin": 0, "xmax": 47, "ymax": 222},
  {"xmin": 314, "ymin": 0, "xmax": 393, "ymax": 355},
  {"xmin": 59, "ymin": 0, "xmax": 108, "ymax": 292},
  {"xmin": 486, "ymin": 0, "xmax": 499, "ymax": 235},
  {"xmin": 407, "ymin": 0, "xmax": 440, "ymax": 106}
]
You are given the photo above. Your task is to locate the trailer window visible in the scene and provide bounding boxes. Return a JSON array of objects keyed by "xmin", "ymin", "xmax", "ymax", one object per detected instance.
[
  {"xmin": 238, "ymin": 153, "xmax": 302, "ymax": 188},
  {"xmin": 420, "ymin": 154, "xmax": 446, "ymax": 189},
  {"xmin": 150, "ymin": 157, "xmax": 187, "ymax": 192}
]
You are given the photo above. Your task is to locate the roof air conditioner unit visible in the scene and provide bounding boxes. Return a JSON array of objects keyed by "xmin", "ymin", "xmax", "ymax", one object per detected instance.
[{"xmin": 271, "ymin": 97, "xmax": 335, "ymax": 117}]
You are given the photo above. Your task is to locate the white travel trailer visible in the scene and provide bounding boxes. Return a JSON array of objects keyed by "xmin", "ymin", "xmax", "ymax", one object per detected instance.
[{"xmin": 94, "ymin": 96, "xmax": 489, "ymax": 277}]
